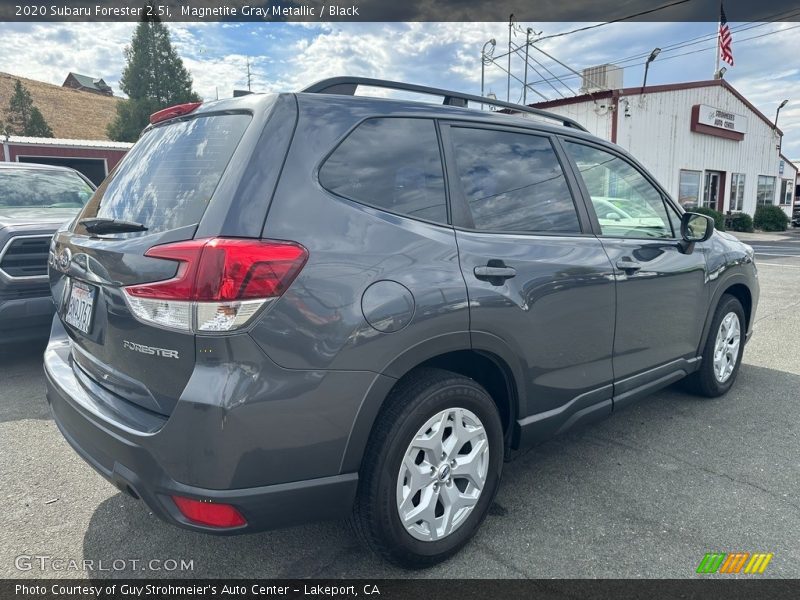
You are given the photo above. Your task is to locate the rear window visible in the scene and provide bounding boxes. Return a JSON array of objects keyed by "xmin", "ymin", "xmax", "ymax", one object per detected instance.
[
  {"xmin": 0, "ymin": 169, "xmax": 93, "ymax": 208},
  {"xmin": 80, "ymin": 113, "xmax": 251, "ymax": 234}
]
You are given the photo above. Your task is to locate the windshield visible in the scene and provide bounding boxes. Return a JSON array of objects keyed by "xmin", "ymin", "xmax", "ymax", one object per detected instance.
[{"xmin": 0, "ymin": 169, "xmax": 94, "ymax": 208}]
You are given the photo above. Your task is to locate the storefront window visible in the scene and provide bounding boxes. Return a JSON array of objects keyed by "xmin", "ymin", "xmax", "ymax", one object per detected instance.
[
  {"xmin": 729, "ymin": 173, "xmax": 745, "ymax": 212},
  {"xmin": 757, "ymin": 175, "xmax": 776, "ymax": 206},
  {"xmin": 780, "ymin": 179, "xmax": 793, "ymax": 205},
  {"xmin": 678, "ymin": 170, "xmax": 702, "ymax": 209}
]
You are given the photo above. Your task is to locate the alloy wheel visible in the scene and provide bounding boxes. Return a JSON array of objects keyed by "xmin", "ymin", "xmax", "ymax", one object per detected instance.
[
  {"xmin": 395, "ymin": 407, "xmax": 489, "ymax": 542},
  {"xmin": 713, "ymin": 311, "xmax": 741, "ymax": 383}
]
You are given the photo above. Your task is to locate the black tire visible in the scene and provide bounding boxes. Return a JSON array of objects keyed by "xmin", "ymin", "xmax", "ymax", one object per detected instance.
[
  {"xmin": 352, "ymin": 367, "xmax": 504, "ymax": 568},
  {"xmin": 685, "ymin": 294, "xmax": 746, "ymax": 397}
]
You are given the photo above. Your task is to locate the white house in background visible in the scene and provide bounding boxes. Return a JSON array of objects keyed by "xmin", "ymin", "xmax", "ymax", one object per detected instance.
[{"xmin": 530, "ymin": 79, "xmax": 795, "ymax": 218}]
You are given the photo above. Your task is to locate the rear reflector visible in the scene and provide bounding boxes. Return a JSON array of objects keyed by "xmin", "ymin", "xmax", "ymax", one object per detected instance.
[
  {"xmin": 172, "ymin": 496, "xmax": 246, "ymax": 528},
  {"xmin": 123, "ymin": 238, "xmax": 308, "ymax": 333},
  {"xmin": 149, "ymin": 102, "xmax": 202, "ymax": 125}
]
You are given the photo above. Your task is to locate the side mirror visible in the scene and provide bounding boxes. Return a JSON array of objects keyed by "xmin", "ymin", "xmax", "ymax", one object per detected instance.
[
  {"xmin": 605, "ymin": 212, "xmax": 621, "ymax": 221},
  {"xmin": 681, "ymin": 212, "xmax": 714, "ymax": 243}
]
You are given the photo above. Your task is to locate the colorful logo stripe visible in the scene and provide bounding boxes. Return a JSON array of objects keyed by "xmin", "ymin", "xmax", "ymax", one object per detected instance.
[{"xmin": 697, "ymin": 552, "xmax": 773, "ymax": 574}]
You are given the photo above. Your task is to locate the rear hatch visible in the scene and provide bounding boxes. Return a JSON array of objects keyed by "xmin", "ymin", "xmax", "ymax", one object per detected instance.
[{"xmin": 50, "ymin": 108, "xmax": 254, "ymax": 416}]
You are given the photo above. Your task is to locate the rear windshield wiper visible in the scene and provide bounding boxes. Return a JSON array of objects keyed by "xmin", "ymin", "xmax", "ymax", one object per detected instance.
[{"xmin": 80, "ymin": 218, "xmax": 148, "ymax": 234}]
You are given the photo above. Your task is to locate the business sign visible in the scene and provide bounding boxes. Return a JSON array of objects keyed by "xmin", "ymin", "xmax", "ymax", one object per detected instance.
[
  {"xmin": 690, "ymin": 104, "xmax": 747, "ymax": 141},
  {"xmin": 696, "ymin": 104, "xmax": 748, "ymax": 134}
]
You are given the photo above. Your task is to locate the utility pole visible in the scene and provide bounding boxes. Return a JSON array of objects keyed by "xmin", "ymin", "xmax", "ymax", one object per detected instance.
[
  {"xmin": 246, "ymin": 57, "xmax": 252, "ymax": 92},
  {"xmin": 480, "ymin": 39, "xmax": 496, "ymax": 110},
  {"xmin": 522, "ymin": 28, "xmax": 532, "ymax": 104},
  {"xmin": 507, "ymin": 14, "xmax": 513, "ymax": 101}
]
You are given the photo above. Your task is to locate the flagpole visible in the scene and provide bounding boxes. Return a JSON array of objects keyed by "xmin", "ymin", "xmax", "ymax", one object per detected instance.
[{"xmin": 714, "ymin": 4, "xmax": 720, "ymax": 77}]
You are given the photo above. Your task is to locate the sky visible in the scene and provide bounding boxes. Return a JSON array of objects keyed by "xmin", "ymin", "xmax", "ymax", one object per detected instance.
[{"xmin": 0, "ymin": 20, "xmax": 798, "ymax": 156}]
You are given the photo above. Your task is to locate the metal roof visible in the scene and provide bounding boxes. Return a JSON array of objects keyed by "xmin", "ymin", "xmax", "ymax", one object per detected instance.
[
  {"xmin": 531, "ymin": 79, "xmax": 783, "ymax": 136},
  {"xmin": 0, "ymin": 161, "xmax": 79, "ymax": 171},
  {"xmin": 66, "ymin": 72, "xmax": 111, "ymax": 93},
  {"xmin": 3, "ymin": 135, "xmax": 132, "ymax": 150}
]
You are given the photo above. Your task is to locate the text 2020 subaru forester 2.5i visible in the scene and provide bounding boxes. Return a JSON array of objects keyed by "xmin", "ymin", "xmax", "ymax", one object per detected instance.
[{"xmin": 45, "ymin": 78, "xmax": 758, "ymax": 567}]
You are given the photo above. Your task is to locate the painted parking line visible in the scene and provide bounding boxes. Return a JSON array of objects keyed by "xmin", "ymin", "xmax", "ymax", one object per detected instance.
[
  {"xmin": 750, "ymin": 247, "xmax": 800, "ymax": 251},
  {"xmin": 756, "ymin": 262, "xmax": 800, "ymax": 268},
  {"xmin": 750, "ymin": 246, "xmax": 800, "ymax": 251}
]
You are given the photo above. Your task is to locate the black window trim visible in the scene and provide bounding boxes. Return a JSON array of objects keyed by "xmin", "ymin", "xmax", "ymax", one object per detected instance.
[
  {"xmin": 557, "ymin": 135, "xmax": 685, "ymax": 241},
  {"xmin": 439, "ymin": 120, "xmax": 593, "ymax": 238},
  {"xmin": 315, "ymin": 115, "xmax": 453, "ymax": 229}
]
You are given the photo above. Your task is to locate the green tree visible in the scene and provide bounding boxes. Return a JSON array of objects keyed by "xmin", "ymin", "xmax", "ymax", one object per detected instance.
[
  {"xmin": 5, "ymin": 80, "xmax": 54, "ymax": 137},
  {"xmin": 25, "ymin": 107, "xmax": 54, "ymax": 137},
  {"xmin": 108, "ymin": 11, "xmax": 200, "ymax": 142}
]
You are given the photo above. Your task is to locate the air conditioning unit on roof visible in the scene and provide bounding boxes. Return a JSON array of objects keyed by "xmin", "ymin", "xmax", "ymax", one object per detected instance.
[{"xmin": 580, "ymin": 64, "xmax": 623, "ymax": 94}]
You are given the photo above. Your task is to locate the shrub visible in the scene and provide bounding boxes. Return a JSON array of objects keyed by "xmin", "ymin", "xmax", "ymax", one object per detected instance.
[
  {"xmin": 753, "ymin": 205, "xmax": 789, "ymax": 232},
  {"xmin": 726, "ymin": 212, "xmax": 754, "ymax": 233},
  {"xmin": 689, "ymin": 206, "xmax": 726, "ymax": 231}
]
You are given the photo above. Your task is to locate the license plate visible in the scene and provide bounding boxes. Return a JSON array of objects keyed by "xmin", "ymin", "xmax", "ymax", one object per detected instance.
[{"xmin": 65, "ymin": 280, "xmax": 96, "ymax": 334}]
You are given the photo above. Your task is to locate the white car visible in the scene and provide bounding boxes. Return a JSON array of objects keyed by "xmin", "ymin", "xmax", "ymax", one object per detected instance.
[{"xmin": 592, "ymin": 197, "xmax": 669, "ymax": 233}]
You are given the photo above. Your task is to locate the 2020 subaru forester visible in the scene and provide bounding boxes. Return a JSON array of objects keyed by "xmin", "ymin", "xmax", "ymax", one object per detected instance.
[{"xmin": 45, "ymin": 78, "xmax": 758, "ymax": 567}]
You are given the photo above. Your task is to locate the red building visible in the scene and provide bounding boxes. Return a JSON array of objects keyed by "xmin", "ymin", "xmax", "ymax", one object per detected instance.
[
  {"xmin": 1, "ymin": 72, "xmax": 131, "ymax": 185},
  {"xmin": 1, "ymin": 135, "xmax": 131, "ymax": 185}
]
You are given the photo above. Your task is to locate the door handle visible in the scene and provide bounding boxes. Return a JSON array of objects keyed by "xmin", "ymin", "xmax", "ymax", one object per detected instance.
[
  {"xmin": 474, "ymin": 263, "xmax": 517, "ymax": 285},
  {"xmin": 616, "ymin": 258, "xmax": 642, "ymax": 273}
]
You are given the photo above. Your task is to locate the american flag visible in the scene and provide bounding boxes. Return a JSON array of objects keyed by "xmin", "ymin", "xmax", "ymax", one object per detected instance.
[{"xmin": 719, "ymin": 3, "xmax": 734, "ymax": 66}]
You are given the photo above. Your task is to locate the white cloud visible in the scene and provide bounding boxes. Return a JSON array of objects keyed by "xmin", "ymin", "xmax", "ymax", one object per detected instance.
[
  {"xmin": 0, "ymin": 22, "xmax": 134, "ymax": 91},
  {"xmin": 0, "ymin": 20, "xmax": 797, "ymax": 155}
]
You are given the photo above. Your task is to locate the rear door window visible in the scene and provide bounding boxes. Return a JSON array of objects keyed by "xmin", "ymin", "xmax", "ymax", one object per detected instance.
[
  {"xmin": 79, "ymin": 113, "xmax": 251, "ymax": 235},
  {"xmin": 319, "ymin": 117, "xmax": 448, "ymax": 224},
  {"xmin": 449, "ymin": 127, "xmax": 580, "ymax": 234}
]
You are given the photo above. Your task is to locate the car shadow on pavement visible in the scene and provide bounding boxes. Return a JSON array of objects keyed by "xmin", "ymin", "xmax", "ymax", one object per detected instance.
[
  {"xmin": 79, "ymin": 363, "xmax": 800, "ymax": 578},
  {"xmin": 0, "ymin": 339, "xmax": 50, "ymax": 423}
]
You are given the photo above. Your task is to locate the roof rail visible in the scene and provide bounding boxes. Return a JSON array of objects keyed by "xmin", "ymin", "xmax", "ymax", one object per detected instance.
[{"xmin": 300, "ymin": 76, "xmax": 588, "ymax": 132}]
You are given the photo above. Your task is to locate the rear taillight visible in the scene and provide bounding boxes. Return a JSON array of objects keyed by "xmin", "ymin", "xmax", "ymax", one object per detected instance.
[
  {"xmin": 123, "ymin": 238, "xmax": 307, "ymax": 333},
  {"xmin": 172, "ymin": 496, "xmax": 246, "ymax": 528}
]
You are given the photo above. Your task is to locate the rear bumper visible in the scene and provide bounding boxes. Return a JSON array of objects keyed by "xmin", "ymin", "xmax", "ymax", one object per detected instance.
[{"xmin": 44, "ymin": 330, "xmax": 361, "ymax": 534}]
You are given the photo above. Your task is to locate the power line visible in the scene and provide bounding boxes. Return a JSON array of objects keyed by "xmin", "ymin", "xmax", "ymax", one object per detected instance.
[
  {"xmin": 534, "ymin": 0, "xmax": 692, "ymax": 43},
  {"xmin": 487, "ymin": 55, "xmax": 551, "ymax": 101},
  {"xmin": 528, "ymin": 52, "xmax": 578, "ymax": 96},
  {"xmin": 503, "ymin": 8, "xmax": 800, "ymax": 96},
  {"xmin": 598, "ymin": 10, "xmax": 800, "ymax": 66},
  {"xmin": 522, "ymin": 22, "xmax": 800, "ymax": 93},
  {"xmin": 481, "ymin": 11, "xmax": 800, "ymax": 106},
  {"xmin": 505, "ymin": 41, "xmax": 567, "ymax": 99}
]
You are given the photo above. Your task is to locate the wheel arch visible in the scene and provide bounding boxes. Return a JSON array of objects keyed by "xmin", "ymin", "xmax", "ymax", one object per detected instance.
[
  {"xmin": 339, "ymin": 336, "xmax": 523, "ymax": 474},
  {"xmin": 698, "ymin": 275, "xmax": 754, "ymax": 356}
]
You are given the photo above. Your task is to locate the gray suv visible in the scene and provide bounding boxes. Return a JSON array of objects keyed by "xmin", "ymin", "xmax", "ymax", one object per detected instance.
[{"xmin": 44, "ymin": 78, "xmax": 758, "ymax": 567}]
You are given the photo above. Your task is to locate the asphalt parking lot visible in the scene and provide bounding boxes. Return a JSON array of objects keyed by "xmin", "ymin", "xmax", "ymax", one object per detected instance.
[{"xmin": 1, "ymin": 230, "xmax": 799, "ymax": 579}]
